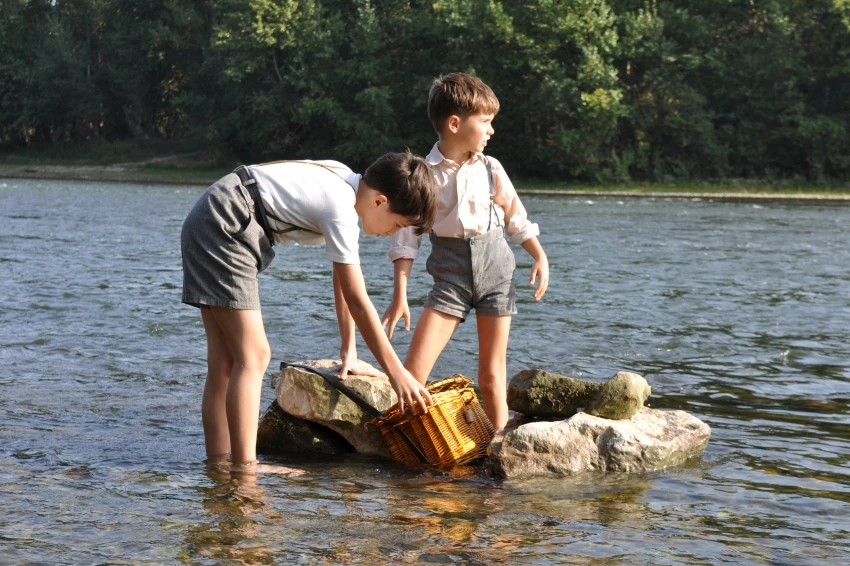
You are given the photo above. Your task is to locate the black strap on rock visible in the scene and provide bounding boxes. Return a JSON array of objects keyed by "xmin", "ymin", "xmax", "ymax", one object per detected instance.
[
  {"xmin": 281, "ymin": 362, "xmax": 383, "ymax": 418},
  {"xmin": 279, "ymin": 362, "xmax": 429, "ymax": 464}
]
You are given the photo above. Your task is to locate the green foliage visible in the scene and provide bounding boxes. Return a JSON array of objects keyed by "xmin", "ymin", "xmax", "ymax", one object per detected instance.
[{"xmin": 0, "ymin": 0, "xmax": 848, "ymax": 180}]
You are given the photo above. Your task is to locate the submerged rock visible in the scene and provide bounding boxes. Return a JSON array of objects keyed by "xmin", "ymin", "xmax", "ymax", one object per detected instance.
[
  {"xmin": 275, "ymin": 359, "xmax": 396, "ymax": 457},
  {"xmin": 507, "ymin": 369, "xmax": 651, "ymax": 420},
  {"xmin": 490, "ymin": 407, "xmax": 710, "ymax": 478},
  {"xmin": 257, "ymin": 401, "xmax": 353, "ymax": 456}
]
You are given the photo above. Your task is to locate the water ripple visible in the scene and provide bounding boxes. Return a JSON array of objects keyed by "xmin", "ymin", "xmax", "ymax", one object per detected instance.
[{"xmin": 1, "ymin": 181, "xmax": 849, "ymax": 563}]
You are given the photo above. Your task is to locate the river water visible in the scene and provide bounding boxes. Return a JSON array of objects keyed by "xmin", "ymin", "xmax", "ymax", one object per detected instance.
[{"xmin": 1, "ymin": 178, "xmax": 848, "ymax": 565}]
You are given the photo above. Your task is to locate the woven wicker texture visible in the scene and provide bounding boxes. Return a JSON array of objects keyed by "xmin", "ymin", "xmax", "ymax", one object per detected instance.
[{"xmin": 373, "ymin": 375, "xmax": 495, "ymax": 467}]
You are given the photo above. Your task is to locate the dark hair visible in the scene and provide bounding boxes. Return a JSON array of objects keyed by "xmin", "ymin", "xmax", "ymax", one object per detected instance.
[
  {"xmin": 363, "ymin": 152, "xmax": 438, "ymax": 236},
  {"xmin": 427, "ymin": 72, "xmax": 500, "ymax": 133}
]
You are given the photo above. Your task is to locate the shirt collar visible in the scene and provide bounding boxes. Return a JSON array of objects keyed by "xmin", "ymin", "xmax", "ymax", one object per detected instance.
[
  {"xmin": 426, "ymin": 142, "xmax": 485, "ymax": 167},
  {"xmin": 345, "ymin": 172, "xmax": 360, "ymax": 193}
]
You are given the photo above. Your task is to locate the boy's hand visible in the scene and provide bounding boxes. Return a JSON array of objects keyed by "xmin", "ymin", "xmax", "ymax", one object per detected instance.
[
  {"xmin": 380, "ymin": 298, "xmax": 410, "ymax": 340},
  {"xmin": 338, "ymin": 356, "xmax": 384, "ymax": 380},
  {"xmin": 339, "ymin": 345, "xmax": 357, "ymax": 380},
  {"xmin": 520, "ymin": 237, "xmax": 549, "ymax": 301},
  {"xmin": 530, "ymin": 255, "xmax": 550, "ymax": 301},
  {"xmin": 390, "ymin": 369, "xmax": 433, "ymax": 415},
  {"xmin": 339, "ymin": 346, "xmax": 383, "ymax": 380}
]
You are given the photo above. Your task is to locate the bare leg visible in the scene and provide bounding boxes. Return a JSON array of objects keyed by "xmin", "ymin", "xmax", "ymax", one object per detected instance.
[
  {"xmin": 201, "ymin": 308, "xmax": 235, "ymax": 459},
  {"xmin": 203, "ymin": 307, "xmax": 271, "ymax": 464},
  {"xmin": 476, "ymin": 314, "xmax": 512, "ymax": 432},
  {"xmin": 404, "ymin": 307, "xmax": 461, "ymax": 384}
]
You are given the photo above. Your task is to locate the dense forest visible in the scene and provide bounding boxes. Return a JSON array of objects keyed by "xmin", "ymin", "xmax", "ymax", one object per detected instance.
[{"xmin": 1, "ymin": 0, "xmax": 849, "ymax": 182}]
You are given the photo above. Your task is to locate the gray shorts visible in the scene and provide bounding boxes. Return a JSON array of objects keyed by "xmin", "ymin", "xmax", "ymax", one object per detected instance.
[
  {"xmin": 181, "ymin": 173, "xmax": 276, "ymax": 309},
  {"xmin": 425, "ymin": 229, "xmax": 517, "ymax": 321}
]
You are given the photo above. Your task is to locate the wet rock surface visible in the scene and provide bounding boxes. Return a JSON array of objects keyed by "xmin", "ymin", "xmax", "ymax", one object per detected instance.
[{"xmin": 490, "ymin": 407, "xmax": 711, "ymax": 478}]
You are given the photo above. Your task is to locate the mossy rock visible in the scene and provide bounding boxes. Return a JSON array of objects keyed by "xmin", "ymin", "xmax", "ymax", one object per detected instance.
[{"xmin": 507, "ymin": 369, "xmax": 651, "ymax": 420}]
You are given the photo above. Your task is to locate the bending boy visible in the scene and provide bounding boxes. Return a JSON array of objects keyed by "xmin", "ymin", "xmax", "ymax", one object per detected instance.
[
  {"xmin": 382, "ymin": 73, "xmax": 549, "ymax": 432},
  {"xmin": 181, "ymin": 153, "xmax": 438, "ymax": 466}
]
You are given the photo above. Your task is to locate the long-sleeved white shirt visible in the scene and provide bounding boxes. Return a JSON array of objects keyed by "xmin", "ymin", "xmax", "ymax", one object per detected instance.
[{"xmin": 388, "ymin": 143, "xmax": 539, "ymax": 261}]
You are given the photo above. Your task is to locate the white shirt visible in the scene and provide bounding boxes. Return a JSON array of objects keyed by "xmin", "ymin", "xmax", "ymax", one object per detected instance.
[
  {"xmin": 388, "ymin": 143, "xmax": 539, "ymax": 261},
  {"xmin": 248, "ymin": 160, "xmax": 362, "ymax": 264}
]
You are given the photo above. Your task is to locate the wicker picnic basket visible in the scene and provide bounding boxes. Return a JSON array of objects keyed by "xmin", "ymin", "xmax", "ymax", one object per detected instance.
[{"xmin": 372, "ymin": 375, "xmax": 495, "ymax": 467}]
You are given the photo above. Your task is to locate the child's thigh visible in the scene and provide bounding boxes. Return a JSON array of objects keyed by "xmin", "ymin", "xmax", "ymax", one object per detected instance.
[
  {"xmin": 476, "ymin": 314, "xmax": 512, "ymax": 376},
  {"xmin": 208, "ymin": 307, "xmax": 270, "ymax": 364},
  {"xmin": 405, "ymin": 308, "xmax": 461, "ymax": 377}
]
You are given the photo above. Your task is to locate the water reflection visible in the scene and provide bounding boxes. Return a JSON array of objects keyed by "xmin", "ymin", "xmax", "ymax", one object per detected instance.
[{"xmin": 184, "ymin": 463, "xmax": 287, "ymax": 565}]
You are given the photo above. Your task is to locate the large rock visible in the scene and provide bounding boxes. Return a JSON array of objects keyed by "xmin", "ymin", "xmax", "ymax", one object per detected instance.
[
  {"xmin": 490, "ymin": 407, "xmax": 710, "ymax": 478},
  {"xmin": 257, "ymin": 401, "xmax": 354, "ymax": 456},
  {"xmin": 507, "ymin": 369, "xmax": 651, "ymax": 420},
  {"xmin": 275, "ymin": 359, "xmax": 397, "ymax": 457}
]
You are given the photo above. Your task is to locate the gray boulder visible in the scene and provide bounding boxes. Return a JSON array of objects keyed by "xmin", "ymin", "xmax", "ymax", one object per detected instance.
[
  {"xmin": 507, "ymin": 369, "xmax": 651, "ymax": 420},
  {"xmin": 490, "ymin": 407, "xmax": 710, "ymax": 478},
  {"xmin": 274, "ymin": 359, "xmax": 396, "ymax": 457}
]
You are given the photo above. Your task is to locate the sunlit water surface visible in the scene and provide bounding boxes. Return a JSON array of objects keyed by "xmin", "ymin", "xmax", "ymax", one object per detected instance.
[{"xmin": 1, "ymin": 178, "xmax": 848, "ymax": 565}]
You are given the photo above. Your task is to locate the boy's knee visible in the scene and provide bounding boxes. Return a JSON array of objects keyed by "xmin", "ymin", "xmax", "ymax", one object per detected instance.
[
  {"xmin": 253, "ymin": 340, "xmax": 272, "ymax": 369},
  {"xmin": 477, "ymin": 371, "xmax": 506, "ymax": 392},
  {"xmin": 237, "ymin": 340, "xmax": 271, "ymax": 372}
]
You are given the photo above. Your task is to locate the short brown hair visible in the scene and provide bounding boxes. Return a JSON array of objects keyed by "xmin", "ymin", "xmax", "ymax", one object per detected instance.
[
  {"xmin": 363, "ymin": 152, "xmax": 438, "ymax": 235},
  {"xmin": 427, "ymin": 72, "xmax": 500, "ymax": 133}
]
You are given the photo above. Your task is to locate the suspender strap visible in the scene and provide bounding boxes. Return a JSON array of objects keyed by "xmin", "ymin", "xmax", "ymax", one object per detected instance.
[
  {"xmin": 485, "ymin": 157, "xmax": 495, "ymax": 199},
  {"xmin": 485, "ymin": 157, "xmax": 501, "ymax": 232},
  {"xmin": 234, "ymin": 165, "xmax": 274, "ymax": 244},
  {"xmin": 233, "ymin": 165, "xmax": 300, "ymax": 245}
]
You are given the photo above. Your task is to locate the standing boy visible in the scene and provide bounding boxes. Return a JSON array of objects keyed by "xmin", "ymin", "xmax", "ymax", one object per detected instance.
[
  {"xmin": 381, "ymin": 73, "xmax": 549, "ymax": 432},
  {"xmin": 182, "ymin": 152, "xmax": 438, "ymax": 467}
]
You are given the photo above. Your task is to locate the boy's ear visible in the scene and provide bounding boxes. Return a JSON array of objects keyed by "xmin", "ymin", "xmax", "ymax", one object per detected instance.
[
  {"xmin": 372, "ymin": 193, "xmax": 388, "ymax": 208},
  {"xmin": 446, "ymin": 115, "xmax": 461, "ymax": 133}
]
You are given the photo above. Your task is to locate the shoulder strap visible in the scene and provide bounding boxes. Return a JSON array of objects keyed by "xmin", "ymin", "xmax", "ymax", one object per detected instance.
[
  {"xmin": 484, "ymin": 157, "xmax": 502, "ymax": 231},
  {"xmin": 484, "ymin": 156, "xmax": 495, "ymax": 199}
]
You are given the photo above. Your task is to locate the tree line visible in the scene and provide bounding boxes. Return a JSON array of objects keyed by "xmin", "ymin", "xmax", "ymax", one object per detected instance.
[{"xmin": 2, "ymin": 0, "xmax": 849, "ymax": 182}]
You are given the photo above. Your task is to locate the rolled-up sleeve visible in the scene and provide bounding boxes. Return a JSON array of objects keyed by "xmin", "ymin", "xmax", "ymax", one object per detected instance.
[
  {"xmin": 491, "ymin": 160, "xmax": 540, "ymax": 245},
  {"xmin": 388, "ymin": 226, "xmax": 423, "ymax": 261}
]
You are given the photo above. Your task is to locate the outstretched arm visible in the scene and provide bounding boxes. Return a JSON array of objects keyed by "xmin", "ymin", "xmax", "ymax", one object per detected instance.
[
  {"xmin": 333, "ymin": 262, "xmax": 433, "ymax": 413},
  {"xmin": 333, "ymin": 269, "xmax": 383, "ymax": 379},
  {"xmin": 521, "ymin": 236, "xmax": 549, "ymax": 301},
  {"xmin": 381, "ymin": 258, "xmax": 414, "ymax": 340}
]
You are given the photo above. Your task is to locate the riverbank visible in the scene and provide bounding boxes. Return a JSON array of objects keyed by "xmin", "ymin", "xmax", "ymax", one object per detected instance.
[
  {"xmin": 0, "ymin": 143, "xmax": 233, "ymax": 186},
  {"xmin": 2, "ymin": 144, "xmax": 848, "ymax": 200}
]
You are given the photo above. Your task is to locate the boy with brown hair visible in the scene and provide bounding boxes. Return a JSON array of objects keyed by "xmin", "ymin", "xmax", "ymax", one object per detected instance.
[
  {"xmin": 181, "ymin": 152, "xmax": 438, "ymax": 468},
  {"xmin": 382, "ymin": 73, "xmax": 549, "ymax": 432}
]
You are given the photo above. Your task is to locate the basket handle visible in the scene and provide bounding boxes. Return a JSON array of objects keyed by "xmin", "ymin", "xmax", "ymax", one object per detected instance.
[{"xmin": 280, "ymin": 362, "xmax": 429, "ymax": 464}]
